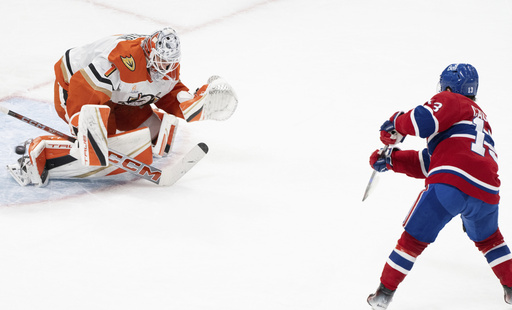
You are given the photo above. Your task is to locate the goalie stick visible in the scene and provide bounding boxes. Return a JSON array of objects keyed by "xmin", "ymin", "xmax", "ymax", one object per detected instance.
[
  {"xmin": 362, "ymin": 144, "xmax": 389, "ymax": 201},
  {"xmin": 0, "ymin": 105, "xmax": 208, "ymax": 186}
]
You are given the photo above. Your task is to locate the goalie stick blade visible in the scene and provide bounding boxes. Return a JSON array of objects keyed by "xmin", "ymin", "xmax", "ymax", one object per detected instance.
[{"xmin": 158, "ymin": 142, "xmax": 209, "ymax": 186}]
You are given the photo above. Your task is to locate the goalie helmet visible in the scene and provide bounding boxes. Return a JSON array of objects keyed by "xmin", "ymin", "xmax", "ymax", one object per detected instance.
[
  {"xmin": 142, "ymin": 27, "xmax": 181, "ymax": 81},
  {"xmin": 438, "ymin": 63, "xmax": 479, "ymax": 96}
]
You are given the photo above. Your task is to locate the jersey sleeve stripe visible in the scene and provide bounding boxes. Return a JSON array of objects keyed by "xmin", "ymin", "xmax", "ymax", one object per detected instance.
[
  {"xmin": 88, "ymin": 64, "xmax": 113, "ymax": 88},
  {"xmin": 64, "ymin": 49, "xmax": 74, "ymax": 76},
  {"xmin": 80, "ymin": 67, "xmax": 113, "ymax": 98}
]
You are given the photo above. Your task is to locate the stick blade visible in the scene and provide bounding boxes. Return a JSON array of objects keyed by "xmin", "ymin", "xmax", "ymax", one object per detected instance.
[
  {"xmin": 158, "ymin": 143, "xmax": 209, "ymax": 186},
  {"xmin": 362, "ymin": 170, "xmax": 379, "ymax": 201}
]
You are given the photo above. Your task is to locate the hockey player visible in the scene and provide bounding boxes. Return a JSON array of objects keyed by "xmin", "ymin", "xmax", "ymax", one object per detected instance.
[
  {"xmin": 367, "ymin": 63, "xmax": 512, "ymax": 309},
  {"xmin": 7, "ymin": 27, "xmax": 237, "ymax": 186}
]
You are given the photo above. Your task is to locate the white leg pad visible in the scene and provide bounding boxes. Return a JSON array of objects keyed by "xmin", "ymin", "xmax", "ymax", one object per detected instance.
[
  {"xmin": 152, "ymin": 113, "xmax": 178, "ymax": 157},
  {"xmin": 77, "ymin": 105, "xmax": 110, "ymax": 166}
]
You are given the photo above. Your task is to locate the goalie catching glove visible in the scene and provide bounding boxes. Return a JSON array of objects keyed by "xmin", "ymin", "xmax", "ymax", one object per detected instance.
[{"xmin": 179, "ymin": 76, "xmax": 238, "ymax": 122}]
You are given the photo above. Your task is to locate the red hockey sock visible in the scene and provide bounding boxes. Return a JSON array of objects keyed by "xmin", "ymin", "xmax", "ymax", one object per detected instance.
[
  {"xmin": 380, "ymin": 231, "xmax": 429, "ymax": 291},
  {"xmin": 475, "ymin": 228, "xmax": 512, "ymax": 287}
]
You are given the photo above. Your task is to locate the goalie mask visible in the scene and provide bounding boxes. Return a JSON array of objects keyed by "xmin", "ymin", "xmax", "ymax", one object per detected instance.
[{"xmin": 142, "ymin": 27, "xmax": 181, "ymax": 81}]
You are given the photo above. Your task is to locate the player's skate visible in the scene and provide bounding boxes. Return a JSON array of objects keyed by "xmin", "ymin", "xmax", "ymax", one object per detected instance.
[
  {"xmin": 367, "ymin": 283, "xmax": 395, "ymax": 309},
  {"xmin": 7, "ymin": 155, "xmax": 48, "ymax": 187},
  {"xmin": 504, "ymin": 285, "xmax": 512, "ymax": 304}
]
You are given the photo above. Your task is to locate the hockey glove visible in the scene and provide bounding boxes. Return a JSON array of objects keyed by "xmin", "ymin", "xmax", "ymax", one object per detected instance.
[
  {"xmin": 380, "ymin": 112, "xmax": 405, "ymax": 145},
  {"xmin": 369, "ymin": 147, "xmax": 396, "ymax": 172},
  {"xmin": 179, "ymin": 76, "xmax": 238, "ymax": 122}
]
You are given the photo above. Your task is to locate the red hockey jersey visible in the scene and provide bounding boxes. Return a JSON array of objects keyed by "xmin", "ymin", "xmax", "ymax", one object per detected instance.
[{"xmin": 391, "ymin": 91, "xmax": 500, "ymax": 204}]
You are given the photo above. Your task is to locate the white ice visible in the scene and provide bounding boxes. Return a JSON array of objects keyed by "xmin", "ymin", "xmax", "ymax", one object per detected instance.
[{"xmin": 1, "ymin": 0, "xmax": 512, "ymax": 309}]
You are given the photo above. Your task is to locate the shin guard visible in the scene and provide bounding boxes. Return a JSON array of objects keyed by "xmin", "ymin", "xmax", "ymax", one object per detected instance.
[
  {"xmin": 380, "ymin": 231, "xmax": 429, "ymax": 291},
  {"xmin": 475, "ymin": 229, "xmax": 512, "ymax": 287}
]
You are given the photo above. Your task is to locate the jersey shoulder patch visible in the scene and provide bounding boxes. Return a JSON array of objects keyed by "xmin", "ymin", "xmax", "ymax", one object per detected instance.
[{"xmin": 108, "ymin": 37, "xmax": 148, "ymax": 83}]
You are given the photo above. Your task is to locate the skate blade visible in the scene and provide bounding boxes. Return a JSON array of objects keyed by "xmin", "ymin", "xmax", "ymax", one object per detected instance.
[{"xmin": 6, "ymin": 164, "xmax": 30, "ymax": 186}]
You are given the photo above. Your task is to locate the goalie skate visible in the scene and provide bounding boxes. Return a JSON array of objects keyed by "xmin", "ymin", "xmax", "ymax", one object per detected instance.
[{"xmin": 7, "ymin": 155, "xmax": 48, "ymax": 187}]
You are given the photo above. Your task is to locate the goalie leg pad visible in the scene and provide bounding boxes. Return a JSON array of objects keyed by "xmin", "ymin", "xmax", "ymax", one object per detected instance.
[
  {"xmin": 152, "ymin": 112, "xmax": 178, "ymax": 157},
  {"xmin": 6, "ymin": 136, "xmax": 69, "ymax": 187},
  {"xmin": 7, "ymin": 128, "xmax": 154, "ymax": 185},
  {"xmin": 77, "ymin": 105, "xmax": 110, "ymax": 167},
  {"xmin": 106, "ymin": 127, "xmax": 154, "ymax": 176}
]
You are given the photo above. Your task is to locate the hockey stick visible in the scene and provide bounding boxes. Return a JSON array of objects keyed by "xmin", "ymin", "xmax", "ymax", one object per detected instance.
[
  {"xmin": 0, "ymin": 105, "xmax": 208, "ymax": 186},
  {"xmin": 362, "ymin": 144, "xmax": 389, "ymax": 201}
]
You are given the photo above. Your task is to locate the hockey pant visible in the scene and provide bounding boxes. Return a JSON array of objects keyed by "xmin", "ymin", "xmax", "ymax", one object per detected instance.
[
  {"xmin": 28, "ymin": 127, "xmax": 153, "ymax": 182},
  {"xmin": 379, "ymin": 183, "xmax": 512, "ymax": 291}
]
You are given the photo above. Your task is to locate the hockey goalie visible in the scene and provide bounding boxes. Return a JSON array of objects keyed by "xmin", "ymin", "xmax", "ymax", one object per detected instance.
[{"xmin": 7, "ymin": 27, "xmax": 238, "ymax": 187}]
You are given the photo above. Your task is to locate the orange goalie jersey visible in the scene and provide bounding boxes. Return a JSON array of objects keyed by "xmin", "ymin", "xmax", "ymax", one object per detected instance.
[
  {"xmin": 54, "ymin": 33, "xmax": 189, "ymax": 136},
  {"xmin": 7, "ymin": 27, "xmax": 237, "ymax": 188}
]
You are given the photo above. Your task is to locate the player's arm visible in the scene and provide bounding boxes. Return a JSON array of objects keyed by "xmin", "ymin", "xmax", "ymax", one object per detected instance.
[
  {"xmin": 154, "ymin": 80, "xmax": 189, "ymax": 119},
  {"xmin": 391, "ymin": 93, "xmax": 462, "ymax": 140},
  {"xmin": 391, "ymin": 148, "xmax": 429, "ymax": 179},
  {"xmin": 370, "ymin": 147, "xmax": 429, "ymax": 179},
  {"xmin": 157, "ymin": 76, "xmax": 237, "ymax": 122}
]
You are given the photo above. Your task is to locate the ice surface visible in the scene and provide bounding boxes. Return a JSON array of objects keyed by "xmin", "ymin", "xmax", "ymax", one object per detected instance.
[{"xmin": 0, "ymin": 0, "xmax": 512, "ymax": 309}]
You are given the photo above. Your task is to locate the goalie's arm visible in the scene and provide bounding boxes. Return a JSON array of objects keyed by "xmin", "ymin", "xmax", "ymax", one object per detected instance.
[{"xmin": 154, "ymin": 80, "xmax": 189, "ymax": 119}]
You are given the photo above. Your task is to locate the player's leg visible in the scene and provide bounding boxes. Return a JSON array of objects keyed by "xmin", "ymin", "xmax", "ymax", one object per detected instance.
[
  {"xmin": 7, "ymin": 135, "xmax": 73, "ymax": 187},
  {"xmin": 112, "ymin": 105, "xmax": 178, "ymax": 157},
  {"xmin": 463, "ymin": 198, "xmax": 512, "ymax": 304},
  {"xmin": 139, "ymin": 109, "xmax": 179, "ymax": 157},
  {"xmin": 49, "ymin": 127, "xmax": 153, "ymax": 179},
  {"xmin": 368, "ymin": 184, "xmax": 457, "ymax": 309},
  {"xmin": 7, "ymin": 127, "xmax": 153, "ymax": 186}
]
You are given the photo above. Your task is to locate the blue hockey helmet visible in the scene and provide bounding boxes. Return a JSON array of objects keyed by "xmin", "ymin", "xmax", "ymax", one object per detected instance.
[{"xmin": 438, "ymin": 63, "xmax": 478, "ymax": 96}]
